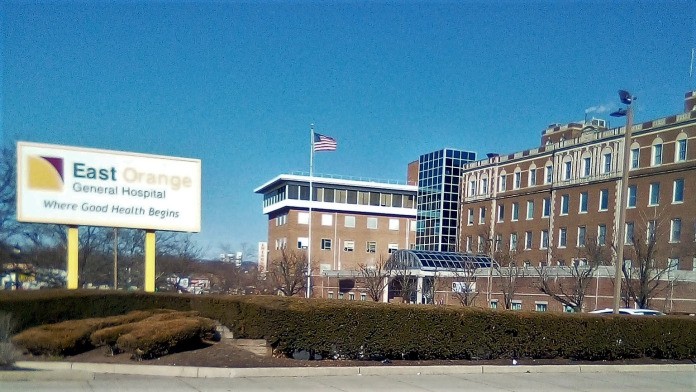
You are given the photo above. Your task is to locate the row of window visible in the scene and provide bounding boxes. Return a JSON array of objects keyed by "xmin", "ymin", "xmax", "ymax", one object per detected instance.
[
  {"xmin": 327, "ymin": 291, "xmax": 368, "ymax": 301},
  {"xmin": 467, "ymin": 179, "xmax": 685, "ymax": 226},
  {"xmin": 263, "ymin": 185, "xmax": 415, "ymax": 209},
  {"xmin": 274, "ymin": 237, "xmax": 400, "ymax": 254},
  {"xmin": 276, "ymin": 212, "xmax": 415, "ymax": 231},
  {"xmin": 466, "ymin": 217, "xmax": 689, "ymax": 253},
  {"xmin": 489, "ymin": 300, "xmax": 551, "ymax": 312},
  {"xmin": 468, "ymin": 134, "xmax": 689, "ymax": 196}
]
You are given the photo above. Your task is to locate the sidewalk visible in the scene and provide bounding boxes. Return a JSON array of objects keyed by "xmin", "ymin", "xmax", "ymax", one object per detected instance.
[{"xmin": 3, "ymin": 360, "xmax": 695, "ymax": 380}]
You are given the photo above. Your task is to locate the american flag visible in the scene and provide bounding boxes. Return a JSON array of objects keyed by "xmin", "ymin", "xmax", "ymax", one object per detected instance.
[{"xmin": 313, "ymin": 132, "xmax": 337, "ymax": 152}]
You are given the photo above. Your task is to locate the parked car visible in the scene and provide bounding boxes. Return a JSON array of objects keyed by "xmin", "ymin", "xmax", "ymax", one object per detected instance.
[{"xmin": 589, "ymin": 308, "xmax": 665, "ymax": 316}]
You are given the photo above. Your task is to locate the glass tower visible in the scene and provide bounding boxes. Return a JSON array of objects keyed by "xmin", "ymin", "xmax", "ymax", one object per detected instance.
[{"xmin": 415, "ymin": 148, "xmax": 476, "ymax": 251}]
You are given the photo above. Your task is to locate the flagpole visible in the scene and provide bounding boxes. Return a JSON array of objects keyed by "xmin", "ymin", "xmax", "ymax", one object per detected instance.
[{"xmin": 307, "ymin": 124, "xmax": 314, "ymax": 298}]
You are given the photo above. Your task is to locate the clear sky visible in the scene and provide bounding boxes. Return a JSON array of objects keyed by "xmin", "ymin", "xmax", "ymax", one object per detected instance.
[{"xmin": 2, "ymin": 1, "xmax": 695, "ymax": 258}]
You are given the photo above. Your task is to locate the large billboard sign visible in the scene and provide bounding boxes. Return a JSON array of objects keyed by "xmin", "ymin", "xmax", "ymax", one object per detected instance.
[{"xmin": 17, "ymin": 142, "xmax": 201, "ymax": 232}]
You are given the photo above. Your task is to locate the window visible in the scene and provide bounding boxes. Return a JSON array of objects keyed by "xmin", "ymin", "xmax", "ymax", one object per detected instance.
[
  {"xmin": 511, "ymin": 301, "xmax": 522, "ymax": 311},
  {"xmin": 535, "ymin": 303, "xmax": 548, "ymax": 312},
  {"xmin": 542, "ymin": 197, "xmax": 550, "ymax": 217},
  {"xmin": 649, "ymin": 183, "xmax": 660, "ymax": 206},
  {"xmin": 467, "ymin": 208, "xmax": 474, "ymax": 225},
  {"xmin": 526, "ymin": 200, "xmax": 534, "ymax": 220},
  {"xmin": 514, "ymin": 171, "xmax": 521, "ymax": 189},
  {"xmin": 388, "ymin": 219, "xmax": 399, "ymax": 231},
  {"xmin": 545, "ymin": 165, "xmax": 553, "ymax": 184},
  {"xmin": 625, "ymin": 222, "xmax": 635, "ymax": 244},
  {"xmin": 577, "ymin": 226, "xmax": 586, "ymax": 247},
  {"xmin": 321, "ymin": 238, "xmax": 332, "ymax": 250},
  {"xmin": 366, "ymin": 241, "xmax": 376, "ymax": 253},
  {"xmin": 671, "ymin": 219, "xmax": 682, "ymax": 243},
  {"xmin": 582, "ymin": 157, "xmax": 591, "ymax": 177},
  {"xmin": 652, "ymin": 143, "xmax": 663, "ymax": 166},
  {"xmin": 599, "ymin": 189, "xmax": 609, "ymax": 211},
  {"xmin": 469, "ymin": 180, "xmax": 477, "ymax": 196},
  {"xmin": 388, "ymin": 243, "xmax": 398, "ymax": 253},
  {"xmin": 563, "ymin": 305, "xmax": 575, "ymax": 313},
  {"xmin": 579, "ymin": 192, "xmax": 588, "ymax": 213},
  {"xmin": 560, "ymin": 194, "xmax": 569, "ymax": 215},
  {"xmin": 647, "ymin": 220, "xmax": 656, "ymax": 242},
  {"xmin": 481, "ymin": 178, "xmax": 489, "ymax": 194},
  {"xmin": 344, "ymin": 215, "xmax": 356, "ymax": 228},
  {"xmin": 630, "ymin": 147, "xmax": 640, "ymax": 169},
  {"xmin": 676, "ymin": 138, "xmax": 687, "ymax": 162},
  {"xmin": 490, "ymin": 300, "xmax": 498, "ymax": 309},
  {"xmin": 525, "ymin": 231, "xmax": 533, "ymax": 249},
  {"xmin": 297, "ymin": 237, "xmax": 309, "ymax": 249},
  {"xmin": 497, "ymin": 204, "xmax": 505, "ymax": 222},
  {"xmin": 321, "ymin": 214, "xmax": 333, "ymax": 226},
  {"xmin": 627, "ymin": 185, "xmax": 637, "ymax": 208},
  {"xmin": 343, "ymin": 240, "xmax": 354, "ymax": 252},
  {"xmin": 477, "ymin": 235, "xmax": 485, "ymax": 253},
  {"xmin": 499, "ymin": 175, "xmax": 507, "ymax": 191},
  {"xmin": 360, "ymin": 293, "xmax": 367, "ymax": 301},
  {"xmin": 479, "ymin": 207, "xmax": 486, "ymax": 224},
  {"xmin": 511, "ymin": 202, "xmax": 519, "ymax": 221},
  {"xmin": 563, "ymin": 161, "xmax": 572, "ymax": 180},
  {"xmin": 465, "ymin": 236, "xmax": 472, "ymax": 252},
  {"xmin": 495, "ymin": 234, "xmax": 502, "ymax": 252},
  {"xmin": 598, "ymin": 224, "xmax": 607, "ymax": 246},
  {"xmin": 338, "ymin": 292, "xmax": 344, "ymax": 299},
  {"xmin": 667, "ymin": 258, "xmax": 679, "ymax": 275},
  {"xmin": 328, "ymin": 291, "xmax": 334, "ymax": 299},
  {"xmin": 275, "ymin": 237, "xmax": 287, "ymax": 250},
  {"xmin": 275, "ymin": 213, "xmax": 287, "ymax": 226},
  {"xmin": 529, "ymin": 168, "xmax": 537, "ymax": 186},
  {"xmin": 298, "ymin": 212, "xmax": 309, "ymax": 224},
  {"xmin": 367, "ymin": 217, "xmax": 378, "ymax": 229},
  {"xmin": 510, "ymin": 233, "xmax": 518, "ymax": 251},
  {"xmin": 673, "ymin": 179, "xmax": 684, "ymax": 203},
  {"xmin": 602, "ymin": 153, "xmax": 612, "ymax": 174},
  {"xmin": 541, "ymin": 230, "xmax": 549, "ymax": 249},
  {"xmin": 558, "ymin": 227, "xmax": 567, "ymax": 248}
]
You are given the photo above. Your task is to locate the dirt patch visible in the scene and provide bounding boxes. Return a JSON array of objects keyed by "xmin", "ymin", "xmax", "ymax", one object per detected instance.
[{"xmin": 17, "ymin": 339, "xmax": 696, "ymax": 369}]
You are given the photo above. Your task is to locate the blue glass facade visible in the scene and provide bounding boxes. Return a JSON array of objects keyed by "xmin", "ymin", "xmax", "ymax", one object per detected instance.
[{"xmin": 415, "ymin": 148, "xmax": 476, "ymax": 251}]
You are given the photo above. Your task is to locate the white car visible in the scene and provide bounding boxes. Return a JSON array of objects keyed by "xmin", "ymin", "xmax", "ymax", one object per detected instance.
[{"xmin": 589, "ymin": 308, "xmax": 665, "ymax": 316}]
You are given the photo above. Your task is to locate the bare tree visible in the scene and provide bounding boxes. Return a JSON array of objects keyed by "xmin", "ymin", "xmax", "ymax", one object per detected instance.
[
  {"xmin": 450, "ymin": 260, "xmax": 480, "ymax": 306},
  {"xmin": 535, "ymin": 237, "xmax": 608, "ymax": 312},
  {"xmin": 389, "ymin": 253, "xmax": 418, "ymax": 303},
  {"xmin": 622, "ymin": 211, "xmax": 672, "ymax": 309},
  {"xmin": 268, "ymin": 248, "xmax": 308, "ymax": 296},
  {"xmin": 0, "ymin": 145, "xmax": 17, "ymax": 245},
  {"xmin": 357, "ymin": 254, "xmax": 392, "ymax": 302},
  {"xmin": 493, "ymin": 250, "xmax": 523, "ymax": 310}
]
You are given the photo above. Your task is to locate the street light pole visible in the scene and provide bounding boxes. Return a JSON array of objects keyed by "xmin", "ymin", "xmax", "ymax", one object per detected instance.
[{"xmin": 611, "ymin": 90, "xmax": 635, "ymax": 314}]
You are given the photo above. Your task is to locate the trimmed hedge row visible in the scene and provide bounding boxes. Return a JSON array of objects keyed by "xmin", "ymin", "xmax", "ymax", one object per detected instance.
[{"xmin": 2, "ymin": 290, "xmax": 696, "ymax": 361}]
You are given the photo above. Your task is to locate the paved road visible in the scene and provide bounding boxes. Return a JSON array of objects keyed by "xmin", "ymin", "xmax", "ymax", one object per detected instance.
[{"xmin": 2, "ymin": 370, "xmax": 695, "ymax": 391}]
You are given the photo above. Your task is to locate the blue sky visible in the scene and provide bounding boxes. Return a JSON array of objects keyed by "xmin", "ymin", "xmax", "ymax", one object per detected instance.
[{"xmin": 2, "ymin": 1, "xmax": 695, "ymax": 258}]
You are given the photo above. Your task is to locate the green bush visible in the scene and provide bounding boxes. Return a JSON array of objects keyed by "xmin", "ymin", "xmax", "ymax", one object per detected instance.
[
  {"xmin": 116, "ymin": 316, "xmax": 217, "ymax": 360},
  {"xmin": 90, "ymin": 310, "xmax": 202, "ymax": 352},
  {"xmin": 12, "ymin": 310, "xmax": 157, "ymax": 356},
  {"xmin": 3, "ymin": 290, "xmax": 696, "ymax": 362}
]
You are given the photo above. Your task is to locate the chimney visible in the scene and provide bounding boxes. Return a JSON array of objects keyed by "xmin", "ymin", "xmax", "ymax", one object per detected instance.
[{"xmin": 685, "ymin": 91, "xmax": 696, "ymax": 112}]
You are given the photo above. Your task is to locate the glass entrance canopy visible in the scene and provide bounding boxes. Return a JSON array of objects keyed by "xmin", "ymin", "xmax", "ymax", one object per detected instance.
[{"xmin": 387, "ymin": 250, "xmax": 496, "ymax": 272}]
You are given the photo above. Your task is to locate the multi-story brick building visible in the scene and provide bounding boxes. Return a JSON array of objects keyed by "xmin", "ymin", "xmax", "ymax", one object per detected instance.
[
  {"xmin": 254, "ymin": 173, "xmax": 417, "ymax": 297},
  {"xmin": 458, "ymin": 91, "xmax": 696, "ymax": 313}
]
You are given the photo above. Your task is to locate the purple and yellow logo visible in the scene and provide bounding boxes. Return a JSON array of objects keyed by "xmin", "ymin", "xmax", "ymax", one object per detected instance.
[{"xmin": 27, "ymin": 156, "xmax": 64, "ymax": 191}]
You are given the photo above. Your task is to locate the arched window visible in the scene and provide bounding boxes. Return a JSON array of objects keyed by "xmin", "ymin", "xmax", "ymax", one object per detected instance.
[
  {"xmin": 675, "ymin": 132, "xmax": 688, "ymax": 162},
  {"xmin": 630, "ymin": 141, "xmax": 641, "ymax": 169},
  {"xmin": 651, "ymin": 137, "xmax": 664, "ymax": 166}
]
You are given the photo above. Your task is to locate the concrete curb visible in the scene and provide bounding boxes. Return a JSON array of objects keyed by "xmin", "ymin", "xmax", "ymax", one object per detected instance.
[
  {"xmin": 0, "ymin": 368, "xmax": 94, "ymax": 381},
  {"xmin": 6, "ymin": 361, "xmax": 695, "ymax": 380}
]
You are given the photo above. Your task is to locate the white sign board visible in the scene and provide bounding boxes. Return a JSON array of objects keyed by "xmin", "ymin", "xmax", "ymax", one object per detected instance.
[{"xmin": 17, "ymin": 142, "xmax": 201, "ymax": 232}]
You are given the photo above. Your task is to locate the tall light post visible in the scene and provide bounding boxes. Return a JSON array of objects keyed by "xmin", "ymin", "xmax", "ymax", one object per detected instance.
[{"xmin": 610, "ymin": 89, "xmax": 635, "ymax": 314}]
